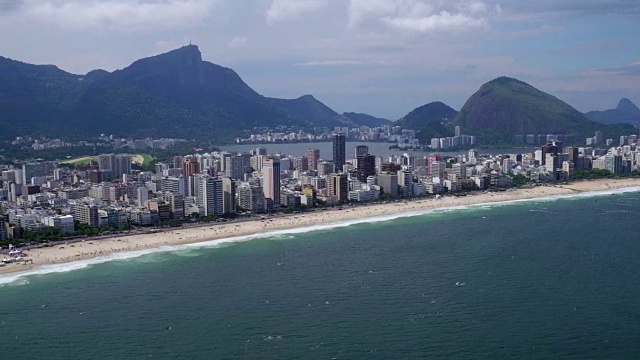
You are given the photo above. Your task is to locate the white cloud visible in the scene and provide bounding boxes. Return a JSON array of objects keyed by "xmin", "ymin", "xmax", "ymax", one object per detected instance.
[
  {"xmin": 295, "ymin": 59, "xmax": 390, "ymax": 66},
  {"xmin": 348, "ymin": 0, "xmax": 494, "ymax": 32},
  {"xmin": 24, "ymin": 0, "xmax": 218, "ymax": 31},
  {"xmin": 383, "ymin": 11, "xmax": 487, "ymax": 32},
  {"xmin": 228, "ymin": 36, "xmax": 247, "ymax": 48},
  {"xmin": 461, "ymin": 1, "xmax": 489, "ymax": 15},
  {"xmin": 266, "ymin": 0, "xmax": 327, "ymax": 25}
]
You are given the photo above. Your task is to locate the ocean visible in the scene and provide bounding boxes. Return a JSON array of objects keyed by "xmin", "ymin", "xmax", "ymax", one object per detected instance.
[{"xmin": 1, "ymin": 191, "xmax": 639, "ymax": 359}]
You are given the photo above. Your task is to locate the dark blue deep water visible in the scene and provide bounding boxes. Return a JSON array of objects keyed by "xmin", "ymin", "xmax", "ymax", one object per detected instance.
[{"xmin": 1, "ymin": 192, "xmax": 639, "ymax": 359}]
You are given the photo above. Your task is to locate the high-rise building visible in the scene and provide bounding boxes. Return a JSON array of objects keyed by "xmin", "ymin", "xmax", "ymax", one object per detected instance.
[
  {"xmin": 355, "ymin": 145, "xmax": 369, "ymax": 158},
  {"xmin": 146, "ymin": 201, "xmax": 171, "ymax": 223},
  {"xmin": 327, "ymin": 174, "xmax": 348, "ymax": 202},
  {"xmin": 137, "ymin": 187, "xmax": 149, "ymax": 207},
  {"xmin": 541, "ymin": 142, "xmax": 559, "ymax": 166},
  {"xmin": 196, "ymin": 176, "xmax": 224, "ymax": 216},
  {"xmin": 172, "ymin": 156, "xmax": 184, "ymax": 170},
  {"xmin": 356, "ymin": 154, "xmax": 376, "ymax": 182},
  {"xmin": 377, "ymin": 174, "xmax": 399, "ymax": 197},
  {"xmin": 333, "ymin": 133, "xmax": 346, "ymax": 172},
  {"xmin": 451, "ymin": 163, "xmax": 467, "ymax": 179},
  {"xmin": 262, "ymin": 158, "xmax": 281, "ymax": 207},
  {"xmin": 225, "ymin": 155, "xmax": 251, "ymax": 180},
  {"xmin": 562, "ymin": 161, "xmax": 574, "ymax": 178},
  {"xmin": 455, "ymin": 126, "xmax": 461, "ymax": 137},
  {"xmin": 88, "ymin": 170, "xmax": 102, "ymax": 184},
  {"xmin": 98, "ymin": 154, "xmax": 131, "ymax": 180},
  {"xmin": 22, "ymin": 162, "xmax": 56, "ymax": 184},
  {"xmin": 253, "ymin": 147, "xmax": 267, "ymax": 156},
  {"xmin": 429, "ymin": 161, "xmax": 446, "ymax": 179},
  {"xmin": 594, "ymin": 131, "xmax": 604, "ymax": 145},
  {"xmin": 98, "ymin": 155, "xmax": 113, "ymax": 176},
  {"xmin": 237, "ymin": 183, "xmax": 265, "ymax": 212},
  {"xmin": 183, "ymin": 157, "xmax": 201, "ymax": 177},
  {"xmin": 165, "ymin": 192, "xmax": 185, "ymax": 220},
  {"xmin": 222, "ymin": 178, "xmax": 236, "ymax": 214},
  {"xmin": 0, "ymin": 221, "xmax": 7, "ymax": 241},
  {"xmin": 74, "ymin": 203, "xmax": 100, "ymax": 228},
  {"xmin": 317, "ymin": 162, "xmax": 333, "ymax": 176},
  {"xmin": 552, "ymin": 140, "xmax": 564, "ymax": 153},
  {"xmin": 294, "ymin": 156, "xmax": 309, "ymax": 171},
  {"xmin": 566, "ymin": 147, "xmax": 580, "ymax": 168},
  {"xmin": 545, "ymin": 154, "xmax": 559, "ymax": 172},
  {"xmin": 427, "ymin": 155, "xmax": 444, "ymax": 176},
  {"xmin": 161, "ymin": 176, "xmax": 187, "ymax": 196},
  {"xmin": 502, "ymin": 159, "xmax": 515, "ymax": 174},
  {"xmin": 251, "ymin": 154, "xmax": 266, "ymax": 173},
  {"xmin": 620, "ymin": 136, "xmax": 629, "ymax": 147},
  {"xmin": 114, "ymin": 155, "xmax": 132, "ymax": 180},
  {"xmin": 308, "ymin": 149, "xmax": 320, "ymax": 171},
  {"xmin": 22, "ymin": 185, "xmax": 40, "ymax": 198},
  {"xmin": 604, "ymin": 154, "xmax": 623, "ymax": 174},
  {"xmin": 155, "ymin": 162, "xmax": 168, "ymax": 175}
]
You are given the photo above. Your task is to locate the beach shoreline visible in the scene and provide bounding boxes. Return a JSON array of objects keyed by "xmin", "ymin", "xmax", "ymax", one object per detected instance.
[{"xmin": 2, "ymin": 178, "xmax": 639, "ymax": 279}]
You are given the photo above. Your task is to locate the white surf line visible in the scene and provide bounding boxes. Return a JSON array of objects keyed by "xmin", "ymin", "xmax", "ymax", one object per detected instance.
[{"xmin": 1, "ymin": 186, "xmax": 639, "ymax": 286}]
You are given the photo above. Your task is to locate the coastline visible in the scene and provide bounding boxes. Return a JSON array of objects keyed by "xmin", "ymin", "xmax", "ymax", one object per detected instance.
[{"xmin": 2, "ymin": 178, "xmax": 639, "ymax": 281}]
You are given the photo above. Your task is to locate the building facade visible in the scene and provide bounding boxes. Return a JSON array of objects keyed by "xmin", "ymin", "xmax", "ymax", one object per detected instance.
[
  {"xmin": 262, "ymin": 158, "xmax": 281, "ymax": 207},
  {"xmin": 307, "ymin": 148, "xmax": 320, "ymax": 171},
  {"xmin": 327, "ymin": 174, "xmax": 348, "ymax": 202},
  {"xmin": 74, "ymin": 203, "xmax": 100, "ymax": 228},
  {"xmin": 356, "ymin": 154, "xmax": 376, "ymax": 182},
  {"xmin": 196, "ymin": 176, "xmax": 224, "ymax": 217},
  {"xmin": 332, "ymin": 133, "xmax": 346, "ymax": 172}
]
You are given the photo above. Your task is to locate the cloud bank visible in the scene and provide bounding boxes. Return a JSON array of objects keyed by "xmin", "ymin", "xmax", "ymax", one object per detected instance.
[{"xmin": 23, "ymin": 0, "xmax": 218, "ymax": 31}]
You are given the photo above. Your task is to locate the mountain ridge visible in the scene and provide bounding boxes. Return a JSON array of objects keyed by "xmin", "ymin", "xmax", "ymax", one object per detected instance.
[
  {"xmin": 451, "ymin": 77, "xmax": 637, "ymax": 144},
  {"xmin": 586, "ymin": 98, "xmax": 640, "ymax": 126},
  {"xmin": 0, "ymin": 45, "xmax": 367, "ymax": 141},
  {"xmin": 1, "ymin": 48, "xmax": 636, "ymax": 145}
]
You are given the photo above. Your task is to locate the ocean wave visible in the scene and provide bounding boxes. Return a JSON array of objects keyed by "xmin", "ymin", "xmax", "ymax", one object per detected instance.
[{"xmin": 1, "ymin": 185, "xmax": 639, "ymax": 286}]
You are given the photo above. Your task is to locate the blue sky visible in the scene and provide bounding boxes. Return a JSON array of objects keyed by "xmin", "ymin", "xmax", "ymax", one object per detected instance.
[{"xmin": 1, "ymin": 0, "xmax": 639, "ymax": 119}]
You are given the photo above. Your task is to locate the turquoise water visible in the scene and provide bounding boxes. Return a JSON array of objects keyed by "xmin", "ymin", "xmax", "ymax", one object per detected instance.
[{"xmin": 1, "ymin": 191, "xmax": 640, "ymax": 359}]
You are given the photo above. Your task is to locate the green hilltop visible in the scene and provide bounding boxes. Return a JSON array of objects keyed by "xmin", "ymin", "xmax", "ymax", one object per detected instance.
[
  {"xmin": 451, "ymin": 77, "xmax": 637, "ymax": 144},
  {"xmin": 394, "ymin": 102, "xmax": 458, "ymax": 143}
]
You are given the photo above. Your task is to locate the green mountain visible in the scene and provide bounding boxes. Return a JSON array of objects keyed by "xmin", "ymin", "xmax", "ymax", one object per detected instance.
[
  {"xmin": 451, "ymin": 77, "xmax": 637, "ymax": 144},
  {"xmin": 342, "ymin": 112, "xmax": 391, "ymax": 127},
  {"xmin": 0, "ymin": 56, "xmax": 86, "ymax": 139},
  {"xmin": 586, "ymin": 98, "xmax": 640, "ymax": 126},
  {"xmin": 395, "ymin": 102, "xmax": 458, "ymax": 143},
  {"xmin": 267, "ymin": 94, "xmax": 350, "ymax": 128},
  {"xmin": 0, "ymin": 45, "xmax": 350, "ymax": 141}
]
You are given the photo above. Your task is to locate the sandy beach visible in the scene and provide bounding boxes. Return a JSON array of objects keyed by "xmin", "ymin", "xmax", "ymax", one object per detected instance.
[{"xmin": 2, "ymin": 178, "xmax": 639, "ymax": 276}]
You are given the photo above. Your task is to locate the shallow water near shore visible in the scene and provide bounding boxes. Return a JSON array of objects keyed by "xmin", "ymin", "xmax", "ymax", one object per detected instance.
[
  {"xmin": 1, "ymin": 192, "xmax": 640, "ymax": 359},
  {"xmin": 2, "ymin": 185, "xmax": 639, "ymax": 285}
]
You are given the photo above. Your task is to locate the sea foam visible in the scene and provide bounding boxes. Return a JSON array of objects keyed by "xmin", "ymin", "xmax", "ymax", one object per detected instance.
[{"xmin": 1, "ymin": 186, "xmax": 639, "ymax": 286}]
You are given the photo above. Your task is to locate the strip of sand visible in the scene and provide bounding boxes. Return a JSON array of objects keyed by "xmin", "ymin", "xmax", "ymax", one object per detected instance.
[{"xmin": 2, "ymin": 179, "xmax": 639, "ymax": 276}]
